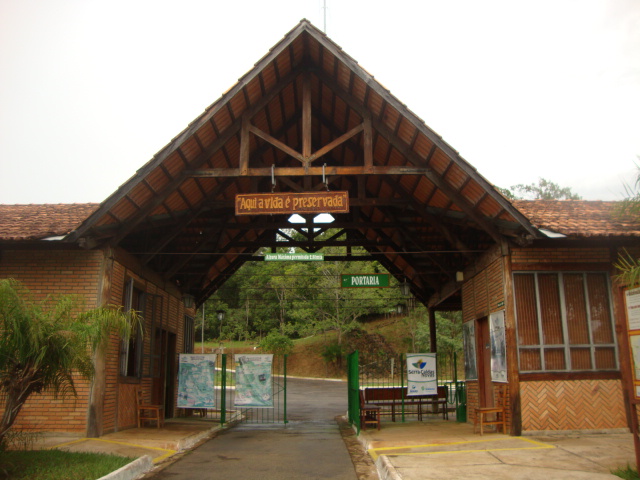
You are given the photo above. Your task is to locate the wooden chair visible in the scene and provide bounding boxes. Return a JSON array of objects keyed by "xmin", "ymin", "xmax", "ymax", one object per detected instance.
[
  {"xmin": 359, "ymin": 390, "xmax": 381, "ymax": 431},
  {"xmin": 137, "ymin": 388, "xmax": 164, "ymax": 428},
  {"xmin": 474, "ymin": 384, "xmax": 507, "ymax": 435}
]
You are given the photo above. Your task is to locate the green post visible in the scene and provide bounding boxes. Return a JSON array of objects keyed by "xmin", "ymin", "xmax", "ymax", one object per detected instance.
[
  {"xmin": 283, "ymin": 354, "xmax": 288, "ymax": 424},
  {"xmin": 401, "ymin": 354, "xmax": 405, "ymax": 422},
  {"xmin": 221, "ymin": 353, "xmax": 227, "ymax": 426},
  {"xmin": 453, "ymin": 352, "xmax": 458, "ymax": 411},
  {"xmin": 347, "ymin": 351, "xmax": 360, "ymax": 433}
]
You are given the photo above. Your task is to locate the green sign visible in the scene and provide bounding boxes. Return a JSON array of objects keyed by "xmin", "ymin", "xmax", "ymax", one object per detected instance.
[
  {"xmin": 341, "ymin": 274, "xmax": 390, "ymax": 288},
  {"xmin": 264, "ymin": 253, "xmax": 324, "ymax": 261}
]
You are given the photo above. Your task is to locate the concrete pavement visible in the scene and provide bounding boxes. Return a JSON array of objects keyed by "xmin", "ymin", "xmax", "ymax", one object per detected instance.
[
  {"xmin": 357, "ymin": 419, "xmax": 637, "ymax": 479},
  {"xmin": 30, "ymin": 376, "xmax": 639, "ymax": 480}
]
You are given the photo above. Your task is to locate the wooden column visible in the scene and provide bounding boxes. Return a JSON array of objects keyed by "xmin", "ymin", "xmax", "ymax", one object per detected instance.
[
  {"xmin": 429, "ymin": 308, "xmax": 437, "ymax": 353},
  {"xmin": 86, "ymin": 248, "xmax": 114, "ymax": 438},
  {"xmin": 502, "ymin": 252, "xmax": 522, "ymax": 435}
]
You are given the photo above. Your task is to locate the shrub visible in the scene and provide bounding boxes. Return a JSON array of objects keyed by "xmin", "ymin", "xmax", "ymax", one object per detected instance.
[{"xmin": 259, "ymin": 330, "xmax": 294, "ymax": 355}]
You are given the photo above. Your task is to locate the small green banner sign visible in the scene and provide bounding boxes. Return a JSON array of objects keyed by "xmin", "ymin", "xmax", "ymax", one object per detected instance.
[
  {"xmin": 264, "ymin": 253, "xmax": 324, "ymax": 261},
  {"xmin": 341, "ymin": 274, "xmax": 390, "ymax": 288}
]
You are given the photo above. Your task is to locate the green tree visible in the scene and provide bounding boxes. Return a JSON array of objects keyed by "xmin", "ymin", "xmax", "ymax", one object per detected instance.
[
  {"xmin": 501, "ymin": 177, "xmax": 582, "ymax": 200},
  {"xmin": 0, "ymin": 279, "xmax": 138, "ymax": 447},
  {"xmin": 616, "ymin": 166, "xmax": 640, "ymax": 286}
]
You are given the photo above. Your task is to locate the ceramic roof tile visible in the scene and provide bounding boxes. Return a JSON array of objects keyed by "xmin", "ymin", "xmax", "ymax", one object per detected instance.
[
  {"xmin": 514, "ymin": 200, "xmax": 640, "ymax": 237},
  {"xmin": 0, "ymin": 204, "xmax": 98, "ymax": 240},
  {"xmin": 1, "ymin": 200, "xmax": 639, "ymax": 242}
]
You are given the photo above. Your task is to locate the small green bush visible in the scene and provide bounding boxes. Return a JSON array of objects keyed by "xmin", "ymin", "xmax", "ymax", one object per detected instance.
[
  {"xmin": 259, "ymin": 330, "xmax": 294, "ymax": 355},
  {"xmin": 612, "ymin": 464, "xmax": 640, "ymax": 480},
  {"xmin": 321, "ymin": 342, "xmax": 343, "ymax": 363}
]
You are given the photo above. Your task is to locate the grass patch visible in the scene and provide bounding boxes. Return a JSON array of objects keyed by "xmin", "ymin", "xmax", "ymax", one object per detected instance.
[
  {"xmin": 0, "ymin": 450, "xmax": 136, "ymax": 480},
  {"xmin": 612, "ymin": 464, "xmax": 640, "ymax": 480}
]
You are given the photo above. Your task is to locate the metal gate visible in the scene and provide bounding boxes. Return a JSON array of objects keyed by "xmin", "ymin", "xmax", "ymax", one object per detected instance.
[{"xmin": 195, "ymin": 353, "xmax": 288, "ymax": 425}]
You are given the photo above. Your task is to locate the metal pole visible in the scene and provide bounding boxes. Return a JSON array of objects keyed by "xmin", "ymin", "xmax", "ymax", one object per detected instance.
[
  {"xmin": 221, "ymin": 353, "xmax": 227, "ymax": 426},
  {"xmin": 201, "ymin": 302, "xmax": 205, "ymax": 353},
  {"xmin": 283, "ymin": 354, "xmax": 288, "ymax": 424}
]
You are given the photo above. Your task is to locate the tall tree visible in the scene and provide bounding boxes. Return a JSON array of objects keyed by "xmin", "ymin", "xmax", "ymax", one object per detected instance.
[
  {"xmin": 501, "ymin": 177, "xmax": 582, "ymax": 200},
  {"xmin": 0, "ymin": 279, "xmax": 137, "ymax": 447},
  {"xmin": 616, "ymin": 166, "xmax": 640, "ymax": 286}
]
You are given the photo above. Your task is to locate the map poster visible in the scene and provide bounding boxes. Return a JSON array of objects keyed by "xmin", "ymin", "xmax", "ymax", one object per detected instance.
[
  {"xmin": 624, "ymin": 288, "xmax": 640, "ymax": 400},
  {"xmin": 234, "ymin": 354, "xmax": 274, "ymax": 408},
  {"xmin": 406, "ymin": 353, "xmax": 437, "ymax": 396},
  {"xmin": 177, "ymin": 354, "xmax": 216, "ymax": 409},
  {"xmin": 490, "ymin": 310, "xmax": 508, "ymax": 383}
]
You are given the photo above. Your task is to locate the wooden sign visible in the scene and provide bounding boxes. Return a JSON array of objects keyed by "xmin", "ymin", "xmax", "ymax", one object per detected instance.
[{"xmin": 235, "ymin": 191, "xmax": 349, "ymax": 215}]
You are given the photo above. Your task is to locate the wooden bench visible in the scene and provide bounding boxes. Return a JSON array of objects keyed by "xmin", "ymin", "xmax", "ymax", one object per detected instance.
[{"xmin": 364, "ymin": 386, "xmax": 448, "ymax": 421}]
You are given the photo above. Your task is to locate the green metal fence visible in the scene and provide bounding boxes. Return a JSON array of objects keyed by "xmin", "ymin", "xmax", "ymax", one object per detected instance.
[
  {"xmin": 347, "ymin": 350, "xmax": 467, "ymax": 427},
  {"xmin": 191, "ymin": 353, "xmax": 287, "ymax": 425}
]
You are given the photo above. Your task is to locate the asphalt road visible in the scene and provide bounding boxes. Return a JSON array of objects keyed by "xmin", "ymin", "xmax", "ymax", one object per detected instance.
[{"xmin": 148, "ymin": 378, "xmax": 358, "ymax": 480}]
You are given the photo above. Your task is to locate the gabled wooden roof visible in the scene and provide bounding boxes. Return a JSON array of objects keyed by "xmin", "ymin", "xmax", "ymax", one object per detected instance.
[{"xmin": 57, "ymin": 20, "xmax": 544, "ymax": 307}]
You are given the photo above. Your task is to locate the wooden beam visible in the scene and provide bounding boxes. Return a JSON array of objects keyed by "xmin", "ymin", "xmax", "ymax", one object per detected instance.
[
  {"xmin": 70, "ymin": 68, "xmax": 303, "ymax": 245},
  {"xmin": 240, "ymin": 114, "xmax": 250, "ymax": 175},
  {"xmin": 363, "ymin": 115, "xmax": 373, "ymax": 172},
  {"xmin": 248, "ymin": 124, "xmax": 305, "ymax": 163},
  {"xmin": 302, "ymin": 72, "xmax": 312, "ymax": 161},
  {"xmin": 188, "ymin": 165, "xmax": 428, "ymax": 177},
  {"xmin": 315, "ymin": 70, "xmax": 508, "ymax": 246},
  {"xmin": 141, "ymin": 178, "xmax": 235, "ymax": 265},
  {"xmin": 309, "ymin": 123, "xmax": 363, "ymax": 162}
]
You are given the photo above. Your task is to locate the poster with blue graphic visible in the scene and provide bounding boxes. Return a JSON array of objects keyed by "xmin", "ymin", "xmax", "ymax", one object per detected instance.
[
  {"xmin": 406, "ymin": 353, "xmax": 437, "ymax": 396},
  {"xmin": 177, "ymin": 354, "xmax": 216, "ymax": 409},
  {"xmin": 234, "ymin": 354, "xmax": 273, "ymax": 408}
]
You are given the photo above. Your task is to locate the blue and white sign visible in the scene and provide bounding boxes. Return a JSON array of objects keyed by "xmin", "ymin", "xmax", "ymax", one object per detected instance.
[{"xmin": 406, "ymin": 353, "xmax": 437, "ymax": 396}]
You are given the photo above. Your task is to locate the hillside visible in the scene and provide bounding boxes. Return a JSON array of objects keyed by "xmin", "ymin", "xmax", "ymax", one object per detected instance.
[{"xmin": 198, "ymin": 315, "xmax": 411, "ymax": 379}]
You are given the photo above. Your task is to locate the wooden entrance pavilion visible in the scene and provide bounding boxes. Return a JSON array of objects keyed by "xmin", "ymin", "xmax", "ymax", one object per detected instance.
[{"xmin": 1, "ymin": 20, "xmax": 639, "ymax": 437}]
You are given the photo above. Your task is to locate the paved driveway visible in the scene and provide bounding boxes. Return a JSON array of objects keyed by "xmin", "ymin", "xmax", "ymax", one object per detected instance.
[{"xmin": 147, "ymin": 378, "xmax": 358, "ymax": 480}]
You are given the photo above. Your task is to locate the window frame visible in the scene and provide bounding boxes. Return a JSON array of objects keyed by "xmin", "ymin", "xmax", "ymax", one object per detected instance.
[
  {"xmin": 119, "ymin": 278, "xmax": 144, "ymax": 379},
  {"xmin": 514, "ymin": 271, "xmax": 618, "ymax": 374},
  {"xmin": 184, "ymin": 315, "xmax": 195, "ymax": 353}
]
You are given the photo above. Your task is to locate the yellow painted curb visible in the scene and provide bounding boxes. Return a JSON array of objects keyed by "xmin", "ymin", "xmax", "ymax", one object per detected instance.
[
  {"xmin": 368, "ymin": 436, "xmax": 554, "ymax": 461},
  {"xmin": 48, "ymin": 437, "xmax": 177, "ymax": 464}
]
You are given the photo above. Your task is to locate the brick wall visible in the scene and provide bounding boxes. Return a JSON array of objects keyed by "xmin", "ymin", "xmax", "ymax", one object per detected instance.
[
  {"xmin": 103, "ymin": 252, "xmax": 188, "ymax": 433},
  {"xmin": 0, "ymin": 248, "xmax": 105, "ymax": 433},
  {"xmin": 511, "ymin": 246, "xmax": 611, "ymax": 267},
  {"xmin": 520, "ymin": 379, "xmax": 626, "ymax": 431}
]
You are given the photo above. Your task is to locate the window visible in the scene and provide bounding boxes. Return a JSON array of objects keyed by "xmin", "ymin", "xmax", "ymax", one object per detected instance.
[
  {"xmin": 184, "ymin": 315, "xmax": 195, "ymax": 353},
  {"xmin": 120, "ymin": 279, "xmax": 144, "ymax": 378},
  {"xmin": 514, "ymin": 272, "xmax": 617, "ymax": 373}
]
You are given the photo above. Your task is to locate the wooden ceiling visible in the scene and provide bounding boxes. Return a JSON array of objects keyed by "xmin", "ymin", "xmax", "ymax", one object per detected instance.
[{"xmin": 66, "ymin": 20, "xmax": 539, "ymax": 308}]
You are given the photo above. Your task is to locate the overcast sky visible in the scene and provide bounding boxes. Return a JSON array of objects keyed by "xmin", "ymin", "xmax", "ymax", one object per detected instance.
[{"xmin": 1, "ymin": 0, "xmax": 639, "ymax": 204}]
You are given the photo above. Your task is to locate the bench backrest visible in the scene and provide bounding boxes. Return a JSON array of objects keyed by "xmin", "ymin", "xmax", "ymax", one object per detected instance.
[{"xmin": 365, "ymin": 385, "xmax": 448, "ymax": 402}]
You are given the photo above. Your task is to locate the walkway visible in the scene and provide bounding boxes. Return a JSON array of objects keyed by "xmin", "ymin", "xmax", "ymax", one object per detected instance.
[{"xmin": 146, "ymin": 377, "xmax": 358, "ymax": 479}]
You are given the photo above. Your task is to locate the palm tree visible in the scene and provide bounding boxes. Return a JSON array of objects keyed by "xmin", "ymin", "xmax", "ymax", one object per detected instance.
[
  {"xmin": 616, "ymin": 167, "xmax": 640, "ymax": 286},
  {"xmin": 0, "ymin": 278, "xmax": 138, "ymax": 447}
]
